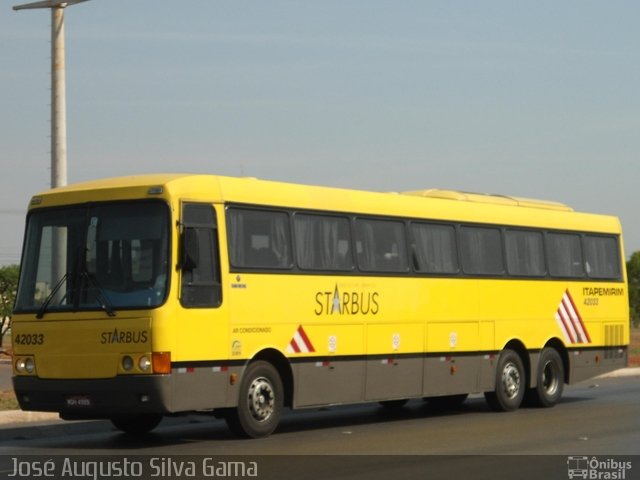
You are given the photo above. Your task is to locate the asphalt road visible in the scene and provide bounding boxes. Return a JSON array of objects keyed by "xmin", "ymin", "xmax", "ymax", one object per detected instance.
[{"xmin": 0, "ymin": 375, "xmax": 638, "ymax": 479}]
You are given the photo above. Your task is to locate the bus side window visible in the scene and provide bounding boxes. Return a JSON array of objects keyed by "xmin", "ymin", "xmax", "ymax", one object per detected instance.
[
  {"xmin": 227, "ymin": 208, "xmax": 293, "ymax": 270},
  {"xmin": 294, "ymin": 213, "xmax": 354, "ymax": 271},
  {"xmin": 583, "ymin": 235, "xmax": 621, "ymax": 280},
  {"xmin": 459, "ymin": 226, "xmax": 504, "ymax": 276},
  {"xmin": 410, "ymin": 222, "xmax": 458, "ymax": 274},
  {"xmin": 354, "ymin": 218, "xmax": 409, "ymax": 273},
  {"xmin": 180, "ymin": 204, "xmax": 222, "ymax": 308},
  {"xmin": 546, "ymin": 232, "xmax": 584, "ymax": 278},
  {"xmin": 504, "ymin": 229, "xmax": 546, "ymax": 277}
]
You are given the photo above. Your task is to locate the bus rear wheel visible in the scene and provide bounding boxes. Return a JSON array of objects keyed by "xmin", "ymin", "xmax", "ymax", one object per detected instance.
[
  {"xmin": 485, "ymin": 349, "xmax": 525, "ymax": 412},
  {"xmin": 225, "ymin": 360, "xmax": 283, "ymax": 438},
  {"xmin": 526, "ymin": 347, "xmax": 564, "ymax": 408},
  {"xmin": 111, "ymin": 414, "xmax": 163, "ymax": 435}
]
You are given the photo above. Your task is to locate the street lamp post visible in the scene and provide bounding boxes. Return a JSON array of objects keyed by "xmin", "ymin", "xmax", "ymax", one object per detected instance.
[
  {"xmin": 13, "ymin": 0, "xmax": 90, "ymax": 190},
  {"xmin": 13, "ymin": 0, "xmax": 90, "ymax": 296}
]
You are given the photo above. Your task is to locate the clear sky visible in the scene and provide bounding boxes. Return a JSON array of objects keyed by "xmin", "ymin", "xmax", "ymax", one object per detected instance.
[{"xmin": 1, "ymin": 1, "xmax": 639, "ymax": 266}]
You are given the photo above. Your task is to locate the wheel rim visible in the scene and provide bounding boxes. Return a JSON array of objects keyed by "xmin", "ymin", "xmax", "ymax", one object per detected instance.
[
  {"xmin": 501, "ymin": 362, "xmax": 521, "ymax": 399},
  {"xmin": 541, "ymin": 360, "xmax": 559, "ymax": 396},
  {"xmin": 247, "ymin": 376, "xmax": 275, "ymax": 423}
]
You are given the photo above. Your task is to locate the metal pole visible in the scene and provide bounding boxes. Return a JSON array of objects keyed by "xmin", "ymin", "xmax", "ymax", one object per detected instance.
[
  {"xmin": 51, "ymin": 6, "xmax": 67, "ymax": 189},
  {"xmin": 14, "ymin": 0, "xmax": 88, "ymax": 298},
  {"xmin": 13, "ymin": 0, "xmax": 90, "ymax": 187},
  {"xmin": 50, "ymin": 6, "xmax": 67, "ymax": 294}
]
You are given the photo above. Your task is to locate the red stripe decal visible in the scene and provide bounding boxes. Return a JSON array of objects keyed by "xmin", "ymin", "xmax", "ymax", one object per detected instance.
[
  {"xmin": 565, "ymin": 289, "xmax": 591, "ymax": 343},
  {"xmin": 297, "ymin": 326, "xmax": 315, "ymax": 353},
  {"xmin": 559, "ymin": 305, "xmax": 577, "ymax": 344}
]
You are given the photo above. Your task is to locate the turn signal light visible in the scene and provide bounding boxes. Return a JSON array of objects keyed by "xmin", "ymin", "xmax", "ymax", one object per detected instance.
[{"xmin": 152, "ymin": 352, "xmax": 171, "ymax": 374}]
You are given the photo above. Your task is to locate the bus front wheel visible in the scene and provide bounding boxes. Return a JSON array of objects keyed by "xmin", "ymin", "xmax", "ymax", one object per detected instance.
[
  {"xmin": 485, "ymin": 349, "xmax": 525, "ymax": 412},
  {"xmin": 225, "ymin": 360, "xmax": 284, "ymax": 438}
]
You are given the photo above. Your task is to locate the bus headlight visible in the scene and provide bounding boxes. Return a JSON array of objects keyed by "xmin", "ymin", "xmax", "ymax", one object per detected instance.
[
  {"xmin": 119, "ymin": 354, "xmax": 154, "ymax": 374},
  {"xmin": 24, "ymin": 358, "xmax": 35, "ymax": 374},
  {"xmin": 122, "ymin": 355, "xmax": 134, "ymax": 371},
  {"xmin": 15, "ymin": 358, "xmax": 26, "ymax": 373},
  {"xmin": 139, "ymin": 356, "xmax": 152, "ymax": 372},
  {"xmin": 14, "ymin": 356, "xmax": 36, "ymax": 375}
]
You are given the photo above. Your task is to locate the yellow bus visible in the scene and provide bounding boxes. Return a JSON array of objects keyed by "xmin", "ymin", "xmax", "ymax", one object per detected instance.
[{"xmin": 12, "ymin": 174, "xmax": 629, "ymax": 438}]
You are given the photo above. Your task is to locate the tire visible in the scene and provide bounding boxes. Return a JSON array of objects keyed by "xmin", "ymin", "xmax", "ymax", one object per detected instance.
[
  {"xmin": 485, "ymin": 349, "xmax": 525, "ymax": 412},
  {"xmin": 526, "ymin": 348, "xmax": 564, "ymax": 408},
  {"xmin": 111, "ymin": 414, "xmax": 163, "ymax": 435},
  {"xmin": 225, "ymin": 361, "xmax": 284, "ymax": 438}
]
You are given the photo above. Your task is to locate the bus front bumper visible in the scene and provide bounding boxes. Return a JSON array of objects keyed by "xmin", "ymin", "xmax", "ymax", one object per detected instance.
[{"xmin": 12, "ymin": 374, "xmax": 174, "ymax": 420}]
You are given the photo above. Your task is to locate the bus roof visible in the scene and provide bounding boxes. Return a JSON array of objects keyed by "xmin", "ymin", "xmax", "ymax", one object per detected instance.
[
  {"xmin": 28, "ymin": 173, "xmax": 621, "ymax": 234},
  {"xmin": 402, "ymin": 189, "xmax": 573, "ymax": 212}
]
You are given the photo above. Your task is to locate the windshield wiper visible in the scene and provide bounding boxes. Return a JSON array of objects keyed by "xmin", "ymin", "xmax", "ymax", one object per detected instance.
[
  {"xmin": 80, "ymin": 271, "xmax": 116, "ymax": 317},
  {"xmin": 35, "ymin": 251, "xmax": 116, "ymax": 318},
  {"xmin": 36, "ymin": 272, "xmax": 70, "ymax": 319}
]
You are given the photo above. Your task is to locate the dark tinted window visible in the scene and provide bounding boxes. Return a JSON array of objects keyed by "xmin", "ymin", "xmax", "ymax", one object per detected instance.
[
  {"xmin": 584, "ymin": 235, "xmax": 620, "ymax": 279},
  {"xmin": 180, "ymin": 204, "xmax": 221, "ymax": 308},
  {"xmin": 355, "ymin": 218, "xmax": 408, "ymax": 272},
  {"xmin": 410, "ymin": 223, "xmax": 458, "ymax": 274},
  {"xmin": 15, "ymin": 202, "xmax": 170, "ymax": 313},
  {"xmin": 459, "ymin": 226, "xmax": 504, "ymax": 275},
  {"xmin": 547, "ymin": 232, "xmax": 584, "ymax": 278},
  {"xmin": 227, "ymin": 208, "xmax": 293, "ymax": 269},
  {"xmin": 294, "ymin": 214, "xmax": 353, "ymax": 271},
  {"xmin": 505, "ymin": 230, "xmax": 546, "ymax": 277}
]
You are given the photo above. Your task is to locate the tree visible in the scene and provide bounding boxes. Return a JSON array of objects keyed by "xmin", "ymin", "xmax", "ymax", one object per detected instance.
[
  {"xmin": 627, "ymin": 252, "xmax": 640, "ymax": 328},
  {"xmin": 0, "ymin": 264, "xmax": 19, "ymax": 351}
]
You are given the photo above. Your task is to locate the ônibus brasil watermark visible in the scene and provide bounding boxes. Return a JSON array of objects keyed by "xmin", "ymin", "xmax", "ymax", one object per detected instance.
[{"xmin": 567, "ymin": 456, "xmax": 633, "ymax": 480}]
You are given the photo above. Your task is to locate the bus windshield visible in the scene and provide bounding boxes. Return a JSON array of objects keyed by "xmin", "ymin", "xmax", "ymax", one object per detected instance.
[{"xmin": 15, "ymin": 201, "xmax": 170, "ymax": 315}]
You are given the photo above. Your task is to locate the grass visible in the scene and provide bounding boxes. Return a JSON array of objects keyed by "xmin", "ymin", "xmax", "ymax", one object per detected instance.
[
  {"xmin": 0, "ymin": 337, "xmax": 17, "ymax": 411},
  {"xmin": 0, "ymin": 390, "xmax": 18, "ymax": 411}
]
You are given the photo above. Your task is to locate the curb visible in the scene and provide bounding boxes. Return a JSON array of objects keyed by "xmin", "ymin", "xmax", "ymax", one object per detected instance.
[
  {"xmin": 0, "ymin": 367, "xmax": 638, "ymax": 428},
  {"xmin": 596, "ymin": 366, "xmax": 640, "ymax": 378},
  {"xmin": 0, "ymin": 410, "xmax": 60, "ymax": 426}
]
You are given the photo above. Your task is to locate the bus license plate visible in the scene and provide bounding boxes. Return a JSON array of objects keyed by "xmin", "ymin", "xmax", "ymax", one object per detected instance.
[{"xmin": 66, "ymin": 395, "xmax": 92, "ymax": 407}]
